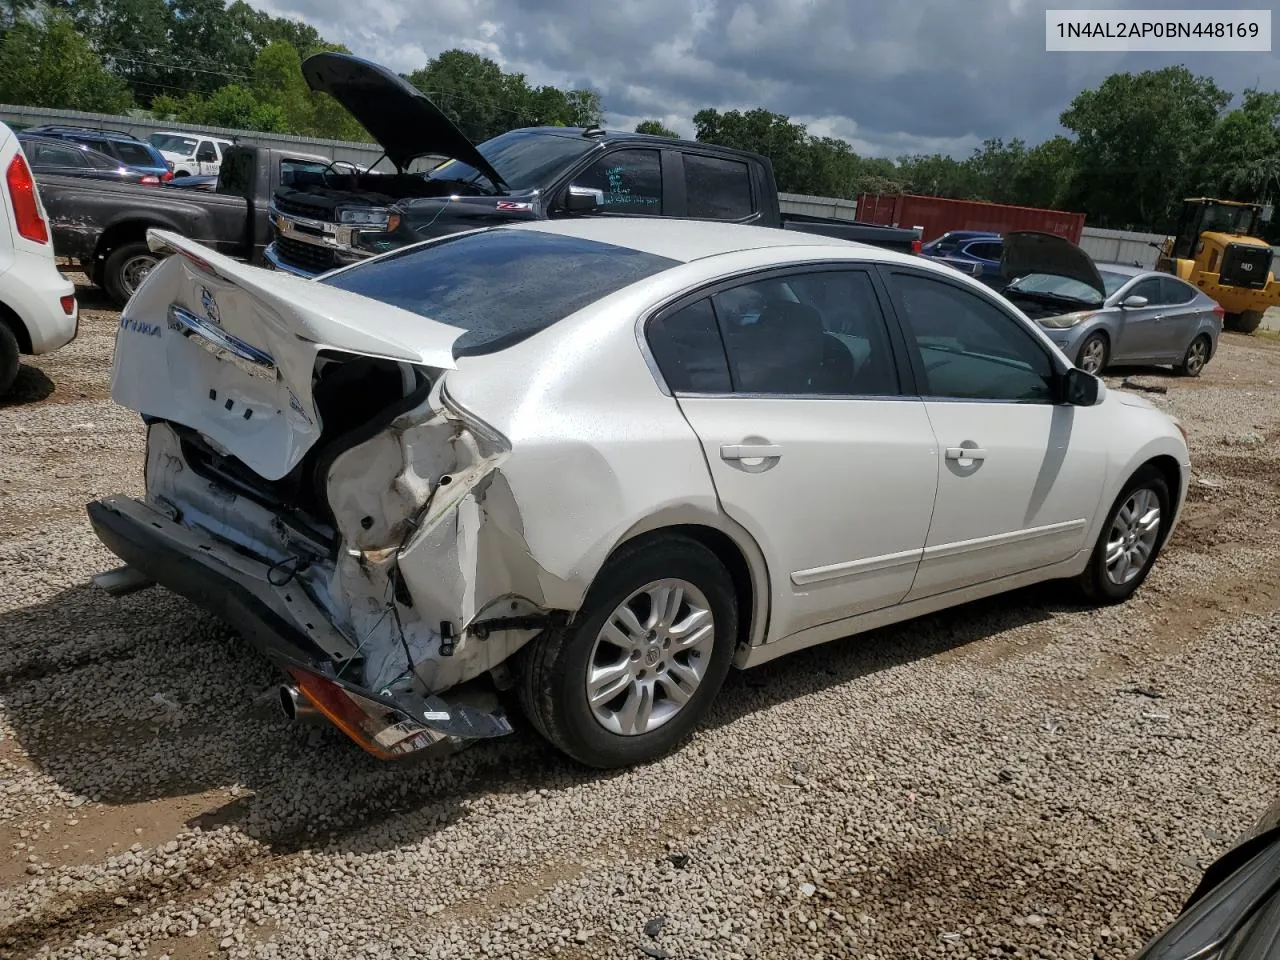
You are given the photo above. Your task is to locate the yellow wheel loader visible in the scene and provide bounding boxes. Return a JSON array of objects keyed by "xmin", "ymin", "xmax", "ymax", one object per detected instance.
[{"xmin": 1154, "ymin": 198, "xmax": 1277, "ymax": 334}]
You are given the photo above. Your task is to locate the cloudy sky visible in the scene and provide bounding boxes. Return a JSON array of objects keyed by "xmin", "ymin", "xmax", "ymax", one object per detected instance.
[{"xmin": 244, "ymin": 0, "xmax": 1279, "ymax": 158}]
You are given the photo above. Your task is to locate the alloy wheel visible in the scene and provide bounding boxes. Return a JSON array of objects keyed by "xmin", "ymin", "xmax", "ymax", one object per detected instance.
[
  {"xmin": 585, "ymin": 579, "xmax": 715, "ymax": 736},
  {"xmin": 1104, "ymin": 487, "xmax": 1161, "ymax": 586}
]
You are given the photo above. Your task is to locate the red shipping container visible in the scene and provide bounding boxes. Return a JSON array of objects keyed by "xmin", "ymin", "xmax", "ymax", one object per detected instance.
[{"xmin": 853, "ymin": 193, "xmax": 1086, "ymax": 245}]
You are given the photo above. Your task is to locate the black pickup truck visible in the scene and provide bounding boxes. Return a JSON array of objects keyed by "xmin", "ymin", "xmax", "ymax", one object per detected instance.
[
  {"xmin": 37, "ymin": 148, "xmax": 331, "ymax": 304},
  {"xmin": 264, "ymin": 53, "xmax": 922, "ymax": 278}
]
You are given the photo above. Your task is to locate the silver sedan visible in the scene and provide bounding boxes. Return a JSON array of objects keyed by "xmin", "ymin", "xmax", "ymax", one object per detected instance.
[{"xmin": 1003, "ymin": 263, "xmax": 1223, "ymax": 377}]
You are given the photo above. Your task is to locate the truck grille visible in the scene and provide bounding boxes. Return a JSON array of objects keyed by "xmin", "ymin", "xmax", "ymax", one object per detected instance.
[
  {"xmin": 275, "ymin": 236, "xmax": 337, "ymax": 275},
  {"xmin": 1219, "ymin": 244, "xmax": 1271, "ymax": 289},
  {"xmin": 273, "ymin": 193, "xmax": 333, "ymax": 220}
]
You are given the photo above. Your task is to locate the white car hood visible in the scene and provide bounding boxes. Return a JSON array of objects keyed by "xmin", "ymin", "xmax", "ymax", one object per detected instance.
[{"xmin": 110, "ymin": 230, "xmax": 462, "ymax": 480}]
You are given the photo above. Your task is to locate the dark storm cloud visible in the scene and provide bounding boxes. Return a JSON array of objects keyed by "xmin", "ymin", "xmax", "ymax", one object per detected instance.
[{"xmin": 247, "ymin": 0, "xmax": 1279, "ymax": 156}]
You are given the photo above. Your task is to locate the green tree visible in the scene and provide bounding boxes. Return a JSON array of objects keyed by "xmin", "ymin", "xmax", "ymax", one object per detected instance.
[
  {"xmin": 965, "ymin": 137, "xmax": 1028, "ymax": 203},
  {"xmin": 252, "ymin": 40, "xmax": 312, "ymax": 132},
  {"xmin": 0, "ymin": 15, "xmax": 133, "ymax": 112},
  {"xmin": 635, "ymin": 120, "xmax": 678, "ymax": 138},
  {"xmin": 1013, "ymin": 135, "xmax": 1075, "ymax": 210},
  {"xmin": 1061, "ymin": 66, "xmax": 1230, "ymax": 230},
  {"xmin": 895, "ymin": 152, "xmax": 978, "ymax": 198},
  {"xmin": 1196, "ymin": 89, "xmax": 1280, "ymax": 204}
]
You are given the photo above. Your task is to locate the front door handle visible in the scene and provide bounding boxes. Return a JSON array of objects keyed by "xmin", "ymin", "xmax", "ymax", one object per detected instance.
[
  {"xmin": 945, "ymin": 446, "xmax": 987, "ymax": 461},
  {"xmin": 721, "ymin": 443, "xmax": 783, "ymax": 461}
]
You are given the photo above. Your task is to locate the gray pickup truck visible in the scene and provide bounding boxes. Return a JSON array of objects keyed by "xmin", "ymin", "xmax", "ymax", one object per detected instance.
[
  {"xmin": 265, "ymin": 53, "xmax": 922, "ymax": 278},
  {"xmin": 37, "ymin": 147, "xmax": 330, "ymax": 304}
]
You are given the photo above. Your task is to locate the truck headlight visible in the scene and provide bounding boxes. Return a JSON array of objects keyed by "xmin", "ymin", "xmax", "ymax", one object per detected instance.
[{"xmin": 338, "ymin": 207, "xmax": 392, "ymax": 227}]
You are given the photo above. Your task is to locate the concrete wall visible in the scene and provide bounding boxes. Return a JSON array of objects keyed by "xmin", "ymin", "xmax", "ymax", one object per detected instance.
[{"xmin": 1076, "ymin": 226, "xmax": 1167, "ymax": 268}]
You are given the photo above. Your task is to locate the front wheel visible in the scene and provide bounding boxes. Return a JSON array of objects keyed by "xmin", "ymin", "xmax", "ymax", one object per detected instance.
[
  {"xmin": 518, "ymin": 535, "xmax": 738, "ymax": 769},
  {"xmin": 1076, "ymin": 332, "xmax": 1109, "ymax": 375},
  {"xmin": 1077, "ymin": 466, "xmax": 1171, "ymax": 604},
  {"xmin": 103, "ymin": 241, "xmax": 161, "ymax": 306}
]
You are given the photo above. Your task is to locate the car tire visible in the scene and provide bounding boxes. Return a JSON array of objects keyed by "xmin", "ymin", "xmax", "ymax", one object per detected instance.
[
  {"xmin": 1176, "ymin": 334, "xmax": 1211, "ymax": 377},
  {"xmin": 104, "ymin": 241, "xmax": 160, "ymax": 306},
  {"xmin": 1075, "ymin": 332, "xmax": 1109, "ymax": 375},
  {"xmin": 518, "ymin": 534, "xmax": 738, "ymax": 769},
  {"xmin": 1077, "ymin": 465, "xmax": 1171, "ymax": 604},
  {"xmin": 0, "ymin": 320, "xmax": 19, "ymax": 397}
]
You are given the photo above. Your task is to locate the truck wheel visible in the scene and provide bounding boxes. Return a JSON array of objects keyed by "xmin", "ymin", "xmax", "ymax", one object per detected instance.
[
  {"xmin": 1225, "ymin": 310, "xmax": 1264, "ymax": 334},
  {"xmin": 518, "ymin": 534, "xmax": 738, "ymax": 769},
  {"xmin": 104, "ymin": 242, "xmax": 161, "ymax": 306},
  {"xmin": 0, "ymin": 321, "xmax": 19, "ymax": 397}
]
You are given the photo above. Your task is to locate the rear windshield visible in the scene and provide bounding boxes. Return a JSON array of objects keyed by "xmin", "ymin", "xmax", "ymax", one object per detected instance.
[
  {"xmin": 321, "ymin": 229, "xmax": 679, "ymax": 357},
  {"xmin": 113, "ymin": 142, "xmax": 159, "ymax": 167}
]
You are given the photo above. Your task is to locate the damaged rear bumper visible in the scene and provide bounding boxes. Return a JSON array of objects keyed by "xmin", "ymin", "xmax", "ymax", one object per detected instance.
[{"xmin": 86, "ymin": 495, "xmax": 513, "ymax": 758}]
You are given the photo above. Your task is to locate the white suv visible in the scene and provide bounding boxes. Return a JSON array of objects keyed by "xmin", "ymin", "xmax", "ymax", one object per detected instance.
[{"xmin": 0, "ymin": 121, "xmax": 77, "ymax": 396}]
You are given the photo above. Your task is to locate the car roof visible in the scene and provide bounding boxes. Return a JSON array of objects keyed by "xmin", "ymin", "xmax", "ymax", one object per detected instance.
[
  {"xmin": 507, "ymin": 217, "xmax": 926, "ymax": 268},
  {"xmin": 505, "ymin": 126, "xmax": 764, "ymax": 163}
]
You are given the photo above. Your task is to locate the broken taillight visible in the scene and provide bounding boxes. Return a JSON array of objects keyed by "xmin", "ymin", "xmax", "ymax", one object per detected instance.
[{"xmin": 6, "ymin": 153, "xmax": 48, "ymax": 244}]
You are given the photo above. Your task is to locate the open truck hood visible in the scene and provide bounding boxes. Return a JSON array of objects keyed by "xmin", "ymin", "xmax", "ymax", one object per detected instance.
[
  {"xmin": 302, "ymin": 51, "xmax": 506, "ymax": 185},
  {"xmin": 110, "ymin": 230, "xmax": 462, "ymax": 481},
  {"xmin": 1001, "ymin": 231, "xmax": 1106, "ymax": 298}
]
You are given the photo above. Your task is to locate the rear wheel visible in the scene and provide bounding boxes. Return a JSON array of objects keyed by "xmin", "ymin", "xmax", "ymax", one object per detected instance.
[
  {"xmin": 1176, "ymin": 335, "xmax": 1211, "ymax": 377},
  {"xmin": 1225, "ymin": 309, "xmax": 1264, "ymax": 334},
  {"xmin": 0, "ymin": 321, "xmax": 19, "ymax": 397},
  {"xmin": 1077, "ymin": 466, "xmax": 1171, "ymax": 604},
  {"xmin": 1076, "ymin": 332, "xmax": 1109, "ymax": 375},
  {"xmin": 104, "ymin": 241, "xmax": 160, "ymax": 305},
  {"xmin": 518, "ymin": 535, "xmax": 738, "ymax": 769}
]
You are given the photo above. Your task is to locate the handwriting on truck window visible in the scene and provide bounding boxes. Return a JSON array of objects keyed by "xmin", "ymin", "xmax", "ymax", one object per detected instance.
[{"xmin": 601, "ymin": 166, "xmax": 659, "ymax": 208}]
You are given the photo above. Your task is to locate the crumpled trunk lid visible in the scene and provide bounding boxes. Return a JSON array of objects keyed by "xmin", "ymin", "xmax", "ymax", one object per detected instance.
[{"xmin": 111, "ymin": 230, "xmax": 462, "ymax": 481}]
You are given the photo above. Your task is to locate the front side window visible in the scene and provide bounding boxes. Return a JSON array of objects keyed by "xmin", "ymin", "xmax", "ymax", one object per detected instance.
[
  {"xmin": 683, "ymin": 153, "xmax": 753, "ymax": 220},
  {"xmin": 571, "ymin": 149, "xmax": 663, "ymax": 214},
  {"xmin": 1125, "ymin": 277, "xmax": 1164, "ymax": 304},
  {"xmin": 711, "ymin": 269, "xmax": 900, "ymax": 396},
  {"xmin": 889, "ymin": 272, "xmax": 1055, "ymax": 403}
]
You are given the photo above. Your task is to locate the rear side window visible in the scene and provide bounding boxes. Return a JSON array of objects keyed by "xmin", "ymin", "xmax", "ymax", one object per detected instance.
[
  {"xmin": 322, "ymin": 229, "xmax": 679, "ymax": 357},
  {"xmin": 1158, "ymin": 276, "xmax": 1196, "ymax": 305},
  {"xmin": 112, "ymin": 142, "xmax": 158, "ymax": 167},
  {"xmin": 683, "ymin": 154, "xmax": 754, "ymax": 220},
  {"xmin": 647, "ymin": 298, "xmax": 731, "ymax": 393},
  {"xmin": 32, "ymin": 142, "xmax": 87, "ymax": 167}
]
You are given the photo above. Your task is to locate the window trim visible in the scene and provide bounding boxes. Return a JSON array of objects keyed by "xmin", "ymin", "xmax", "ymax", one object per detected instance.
[
  {"xmin": 638, "ymin": 261, "xmax": 914, "ymax": 400},
  {"xmin": 876, "ymin": 264, "xmax": 1073, "ymax": 406},
  {"xmin": 1121, "ymin": 275, "xmax": 1169, "ymax": 308}
]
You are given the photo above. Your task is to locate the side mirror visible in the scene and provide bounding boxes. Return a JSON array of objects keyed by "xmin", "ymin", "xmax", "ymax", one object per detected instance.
[
  {"xmin": 1062, "ymin": 367, "xmax": 1101, "ymax": 406},
  {"xmin": 1121, "ymin": 295, "xmax": 1148, "ymax": 308},
  {"xmin": 563, "ymin": 185, "xmax": 602, "ymax": 213}
]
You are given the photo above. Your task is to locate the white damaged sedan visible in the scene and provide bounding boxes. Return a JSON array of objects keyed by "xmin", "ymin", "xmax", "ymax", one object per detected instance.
[{"xmin": 89, "ymin": 219, "xmax": 1190, "ymax": 768}]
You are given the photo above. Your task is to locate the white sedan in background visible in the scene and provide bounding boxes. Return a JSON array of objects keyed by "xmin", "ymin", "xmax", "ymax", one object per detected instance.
[{"xmin": 88, "ymin": 218, "xmax": 1189, "ymax": 769}]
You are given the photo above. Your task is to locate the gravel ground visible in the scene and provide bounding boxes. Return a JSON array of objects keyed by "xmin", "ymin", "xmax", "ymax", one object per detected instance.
[{"xmin": 1, "ymin": 277, "xmax": 1278, "ymax": 960}]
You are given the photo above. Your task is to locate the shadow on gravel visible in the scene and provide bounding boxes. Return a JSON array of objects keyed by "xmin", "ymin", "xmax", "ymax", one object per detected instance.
[
  {"xmin": 0, "ymin": 577, "xmax": 1079, "ymax": 857},
  {"xmin": 0, "ymin": 364, "xmax": 55, "ymax": 406}
]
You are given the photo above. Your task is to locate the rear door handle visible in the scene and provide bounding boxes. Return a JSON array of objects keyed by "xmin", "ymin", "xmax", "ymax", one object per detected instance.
[
  {"xmin": 945, "ymin": 446, "xmax": 987, "ymax": 461},
  {"xmin": 720, "ymin": 444, "xmax": 783, "ymax": 461}
]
